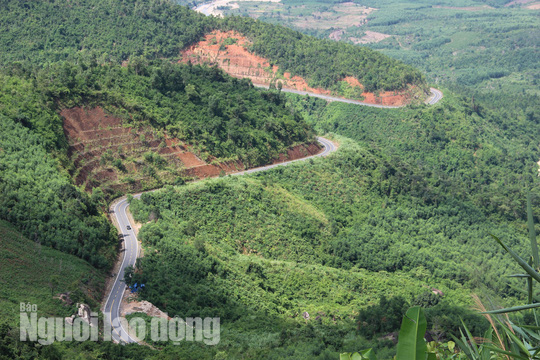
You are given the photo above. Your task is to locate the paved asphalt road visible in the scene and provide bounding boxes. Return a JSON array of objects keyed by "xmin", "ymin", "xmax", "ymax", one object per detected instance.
[
  {"xmin": 254, "ymin": 85, "xmax": 443, "ymax": 108},
  {"xmin": 104, "ymin": 136, "xmax": 336, "ymax": 343},
  {"xmin": 427, "ymin": 88, "xmax": 443, "ymax": 105},
  {"xmin": 103, "ymin": 84, "xmax": 443, "ymax": 343},
  {"xmin": 103, "ymin": 199, "xmax": 140, "ymax": 344}
]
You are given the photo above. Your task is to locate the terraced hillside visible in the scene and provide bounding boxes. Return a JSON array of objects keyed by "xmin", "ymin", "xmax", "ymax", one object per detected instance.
[{"xmin": 62, "ymin": 106, "xmax": 322, "ymax": 194}]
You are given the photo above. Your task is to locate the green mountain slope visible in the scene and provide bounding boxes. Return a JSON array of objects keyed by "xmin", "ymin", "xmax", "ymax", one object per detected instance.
[
  {"xmin": 126, "ymin": 139, "xmax": 497, "ymax": 357},
  {"xmin": 0, "ymin": 115, "xmax": 117, "ymax": 268},
  {"xmin": 0, "ymin": 220, "xmax": 105, "ymax": 326},
  {"xmin": 288, "ymin": 91, "xmax": 540, "ymax": 221},
  {"xmin": 0, "ymin": 0, "xmax": 425, "ymax": 93}
]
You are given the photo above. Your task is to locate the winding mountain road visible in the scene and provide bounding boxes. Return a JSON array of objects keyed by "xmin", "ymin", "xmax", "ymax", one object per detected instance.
[
  {"xmin": 104, "ymin": 136, "xmax": 336, "ymax": 343},
  {"xmin": 255, "ymin": 85, "xmax": 443, "ymax": 108},
  {"xmin": 103, "ymin": 199, "xmax": 140, "ymax": 344},
  {"xmin": 103, "ymin": 81, "xmax": 443, "ymax": 343},
  {"xmin": 426, "ymin": 88, "xmax": 443, "ymax": 105},
  {"xmin": 103, "ymin": 83, "xmax": 443, "ymax": 342}
]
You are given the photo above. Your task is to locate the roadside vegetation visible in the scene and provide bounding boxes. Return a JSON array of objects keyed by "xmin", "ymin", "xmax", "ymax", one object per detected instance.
[
  {"xmin": 287, "ymin": 91, "xmax": 540, "ymax": 224},
  {"xmin": 0, "ymin": 220, "xmax": 105, "ymax": 325},
  {"xmin": 0, "ymin": 0, "xmax": 539, "ymax": 358},
  {"xmin": 128, "ymin": 156, "xmax": 484, "ymax": 357},
  {"xmin": 126, "ymin": 83, "xmax": 540, "ymax": 356},
  {"xmin": 0, "ymin": 0, "xmax": 426, "ymax": 94},
  {"xmin": 126, "ymin": 135, "xmax": 532, "ymax": 357}
]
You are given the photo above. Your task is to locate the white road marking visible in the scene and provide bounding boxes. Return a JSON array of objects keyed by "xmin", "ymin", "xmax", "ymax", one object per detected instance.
[{"xmin": 105, "ymin": 137, "xmax": 337, "ymax": 343}]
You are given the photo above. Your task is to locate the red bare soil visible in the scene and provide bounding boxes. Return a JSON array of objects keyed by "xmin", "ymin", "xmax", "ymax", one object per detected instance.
[
  {"xmin": 62, "ymin": 107, "xmax": 207, "ymax": 190},
  {"xmin": 62, "ymin": 106, "xmax": 324, "ymax": 190},
  {"xmin": 272, "ymin": 143, "xmax": 322, "ymax": 164},
  {"xmin": 342, "ymin": 76, "xmax": 413, "ymax": 107},
  {"xmin": 181, "ymin": 30, "xmax": 414, "ymax": 106},
  {"xmin": 176, "ymin": 152, "xmax": 206, "ymax": 167},
  {"xmin": 181, "ymin": 30, "xmax": 331, "ymax": 95},
  {"xmin": 185, "ymin": 142, "xmax": 321, "ymax": 179}
]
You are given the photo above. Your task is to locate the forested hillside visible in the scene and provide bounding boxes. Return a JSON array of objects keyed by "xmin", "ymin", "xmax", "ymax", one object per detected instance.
[
  {"xmin": 221, "ymin": 0, "xmax": 538, "ymax": 98},
  {"xmin": 128, "ymin": 157, "xmax": 484, "ymax": 357},
  {"xmin": 1, "ymin": 0, "xmax": 539, "ymax": 358},
  {"xmin": 220, "ymin": 16, "xmax": 424, "ymax": 92},
  {"xmin": 288, "ymin": 92, "xmax": 540, "ymax": 221},
  {"xmin": 0, "ymin": 0, "xmax": 425, "ymax": 93},
  {"xmin": 124, "ymin": 93, "xmax": 540, "ymax": 357},
  {"xmin": 0, "ymin": 115, "xmax": 116, "ymax": 268}
]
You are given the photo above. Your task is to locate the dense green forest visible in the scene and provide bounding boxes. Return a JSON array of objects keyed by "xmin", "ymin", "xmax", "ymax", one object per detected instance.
[
  {"xmin": 128, "ymin": 159, "xmax": 487, "ymax": 357},
  {"xmin": 288, "ymin": 91, "xmax": 540, "ymax": 221},
  {"xmin": 0, "ymin": 0, "xmax": 213, "ymax": 64},
  {"xmin": 1, "ymin": 0, "xmax": 539, "ymax": 358},
  {"xmin": 0, "ymin": 0, "xmax": 425, "ymax": 93},
  {"xmin": 0, "ymin": 115, "xmax": 116, "ymax": 268}
]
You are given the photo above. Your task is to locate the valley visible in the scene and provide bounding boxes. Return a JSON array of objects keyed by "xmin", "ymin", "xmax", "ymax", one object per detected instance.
[
  {"xmin": 0, "ymin": 0, "xmax": 538, "ymax": 359},
  {"xmin": 106, "ymin": 136, "xmax": 336, "ymax": 344}
]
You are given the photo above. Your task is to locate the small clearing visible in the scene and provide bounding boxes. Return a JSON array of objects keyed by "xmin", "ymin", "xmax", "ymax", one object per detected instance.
[
  {"xmin": 293, "ymin": 2, "xmax": 375, "ymax": 30},
  {"xmin": 195, "ymin": 0, "xmax": 280, "ymax": 17},
  {"xmin": 349, "ymin": 31, "xmax": 392, "ymax": 44}
]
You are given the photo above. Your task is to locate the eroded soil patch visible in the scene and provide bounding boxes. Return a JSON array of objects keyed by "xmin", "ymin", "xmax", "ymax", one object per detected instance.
[
  {"xmin": 62, "ymin": 106, "xmax": 323, "ymax": 193},
  {"xmin": 181, "ymin": 30, "xmax": 415, "ymax": 106}
]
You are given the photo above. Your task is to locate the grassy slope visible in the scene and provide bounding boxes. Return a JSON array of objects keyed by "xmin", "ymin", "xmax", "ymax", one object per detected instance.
[{"xmin": 0, "ymin": 220, "xmax": 105, "ymax": 326}]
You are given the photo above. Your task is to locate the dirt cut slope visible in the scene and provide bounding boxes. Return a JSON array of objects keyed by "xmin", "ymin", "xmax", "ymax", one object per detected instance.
[
  {"xmin": 181, "ymin": 30, "xmax": 416, "ymax": 106},
  {"xmin": 62, "ymin": 106, "xmax": 322, "ymax": 194}
]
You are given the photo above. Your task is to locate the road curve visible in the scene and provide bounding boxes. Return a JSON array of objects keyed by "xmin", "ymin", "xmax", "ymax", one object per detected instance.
[
  {"xmin": 255, "ymin": 85, "xmax": 443, "ymax": 108},
  {"xmin": 104, "ymin": 136, "xmax": 337, "ymax": 343},
  {"xmin": 195, "ymin": 2, "xmax": 214, "ymax": 16},
  {"xmin": 426, "ymin": 87, "xmax": 443, "ymax": 105}
]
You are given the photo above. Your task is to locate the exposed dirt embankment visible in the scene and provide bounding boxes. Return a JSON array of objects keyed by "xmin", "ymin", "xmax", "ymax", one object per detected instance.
[
  {"xmin": 62, "ymin": 107, "xmax": 322, "ymax": 192},
  {"xmin": 62, "ymin": 107, "xmax": 200, "ymax": 192},
  {"xmin": 122, "ymin": 294, "xmax": 170, "ymax": 319},
  {"xmin": 181, "ymin": 30, "xmax": 416, "ymax": 107},
  {"xmin": 341, "ymin": 76, "xmax": 417, "ymax": 107},
  {"xmin": 184, "ymin": 142, "xmax": 321, "ymax": 179},
  {"xmin": 181, "ymin": 30, "xmax": 329, "ymax": 95}
]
